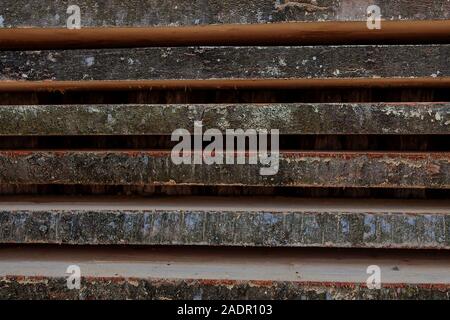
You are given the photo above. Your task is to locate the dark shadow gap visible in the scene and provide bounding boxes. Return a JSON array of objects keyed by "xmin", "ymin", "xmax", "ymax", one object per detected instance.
[
  {"xmin": 0, "ymin": 185, "xmax": 447, "ymax": 200},
  {"xmin": 0, "ymin": 135, "xmax": 447, "ymax": 151},
  {"xmin": 2, "ymin": 87, "xmax": 450, "ymax": 104}
]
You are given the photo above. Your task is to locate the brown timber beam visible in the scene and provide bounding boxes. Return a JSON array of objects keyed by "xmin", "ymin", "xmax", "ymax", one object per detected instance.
[{"xmin": 1, "ymin": 0, "xmax": 449, "ymax": 28}]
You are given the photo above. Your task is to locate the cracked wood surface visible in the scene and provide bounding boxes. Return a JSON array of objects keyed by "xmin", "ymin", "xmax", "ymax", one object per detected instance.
[{"xmin": 1, "ymin": 0, "xmax": 449, "ymax": 28}]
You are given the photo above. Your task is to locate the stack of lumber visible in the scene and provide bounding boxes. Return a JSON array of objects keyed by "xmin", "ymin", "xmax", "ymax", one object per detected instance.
[{"xmin": 0, "ymin": 0, "xmax": 449, "ymax": 299}]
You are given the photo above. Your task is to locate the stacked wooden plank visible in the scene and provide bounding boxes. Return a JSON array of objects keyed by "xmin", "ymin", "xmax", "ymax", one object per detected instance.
[{"xmin": 0, "ymin": 0, "xmax": 449, "ymax": 300}]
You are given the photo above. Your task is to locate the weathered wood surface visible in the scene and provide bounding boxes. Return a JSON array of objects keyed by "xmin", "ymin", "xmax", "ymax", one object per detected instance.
[
  {"xmin": 0, "ymin": 151, "xmax": 447, "ymax": 188},
  {"xmin": 1, "ymin": 247, "xmax": 450, "ymax": 300},
  {"xmin": 2, "ymin": 45, "xmax": 450, "ymax": 82},
  {"xmin": 3, "ymin": 276, "xmax": 449, "ymax": 300},
  {"xmin": 1, "ymin": 0, "xmax": 449, "ymax": 28},
  {"xmin": 0, "ymin": 103, "xmax": 449, "ymax": 135},
  {"xmin": 1, "ymin": 198, "xmax": 449, "ymax": 249}
]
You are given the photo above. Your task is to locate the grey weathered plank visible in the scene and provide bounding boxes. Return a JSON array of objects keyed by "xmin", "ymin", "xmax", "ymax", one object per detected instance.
[
  {"xmin": 1, "ymin": 247, "xmax": 450, "ymax": 300},
  {"xmin": 0, "ymin": 103, "xmax": 449, "ymax": 135},
  {"xmin": 0, "ymin": 151, "xmax": 448, "ymax": 188},
  {"xmin": 1, "ymin": 0, "xmax": 449, "ymax": 28},
  {"xmin": 1, "ymin": 198, "xmax": 449, "ymax": 249},
  {"xmin": 1, "ymin": 45, "xmax": 450, "ymax": 82}
]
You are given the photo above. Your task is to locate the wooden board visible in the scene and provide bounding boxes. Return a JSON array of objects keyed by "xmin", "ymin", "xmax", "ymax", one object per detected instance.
[
  {"xmin": 0, "ymin": 151, "xmax": 447, "ymax": 188},
  {"xmin": 0, "ymin": 103, "xmax": 448, "ymax": 135},
  {"xmin": 1, "ymin": 246, "xmax": 449, "ymax": 299},
  {"xmin": 0, "ymin": 196, "xmax": 448, "ymax": 249},
  {"xmin": 1, "ymin": 0, "xmax": 449, "ymax": 28},
  {"xmin": 1, "ymin": 46, "xmax": 450, "ymax": 83}
]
